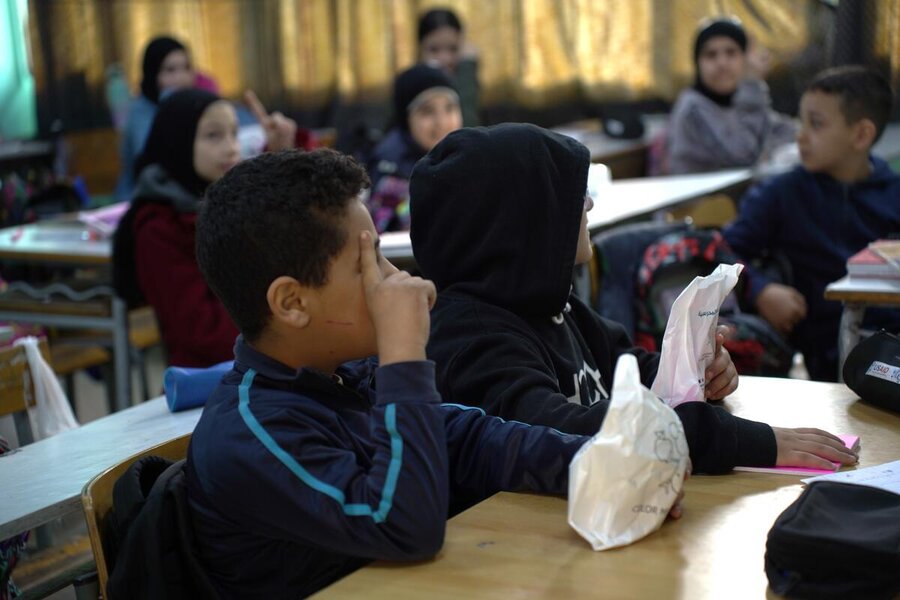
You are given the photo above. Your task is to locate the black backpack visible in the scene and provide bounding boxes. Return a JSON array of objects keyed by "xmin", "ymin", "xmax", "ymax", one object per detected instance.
[
  {"xmin": 765, "ymin": 481, "xmax": 900, "ymax": 599},
  {"xmin": 105, "ymin": 457, "xmax": 219, "ymax": 600},
  {"xmin": 842, "ymin": 330, "xmax": 900, "ymax": 414},
  {"xmin": 634, "ymin": 229, "xmax": 794, "ymax": 376}
]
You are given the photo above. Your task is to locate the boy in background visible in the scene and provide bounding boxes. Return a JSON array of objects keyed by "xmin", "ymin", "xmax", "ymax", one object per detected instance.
[
  {"xmin": 724, "ymin": 66, "xmax": 900, "ymax": 381},
  {"xmin": 186, "ymin": 149, "xmax": 642, "ymax": 598}
]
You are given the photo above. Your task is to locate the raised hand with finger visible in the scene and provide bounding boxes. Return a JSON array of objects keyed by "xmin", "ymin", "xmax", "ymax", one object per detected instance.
[{"xmin": 244, "ymin": 89, "xmax": 298, "ymax": 152}]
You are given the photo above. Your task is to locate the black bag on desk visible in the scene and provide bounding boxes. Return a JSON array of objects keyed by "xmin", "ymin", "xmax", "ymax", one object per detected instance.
[
  {"xmin": 765, "ymin": 481, "xmax": 900, "ymax": 599},
  {"xmin": 843, "ymin": 330, "xmax": 900, "ymax": 414}
]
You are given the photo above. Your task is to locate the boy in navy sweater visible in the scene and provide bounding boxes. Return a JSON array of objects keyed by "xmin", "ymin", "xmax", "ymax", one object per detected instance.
[
  {"xmin": 186, "ymin": 149, "xmax": 621, "ymax": 598},
  {"xmin": 724, "ymin": 66, "xmax": 900, "ymax": 381}
]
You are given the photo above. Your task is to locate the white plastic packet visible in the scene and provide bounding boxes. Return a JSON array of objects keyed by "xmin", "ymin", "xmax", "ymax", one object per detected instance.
[
  {"xmin": 651, "ymin": 263, "xmax": 743, "ymax": 407},
  {"xmin": 568, "ymin": 354, "xmax": 688, "ymax": 551},
  {"xmin": 14, "ymin": 336, "xmax": 79, "ymax": 440}
]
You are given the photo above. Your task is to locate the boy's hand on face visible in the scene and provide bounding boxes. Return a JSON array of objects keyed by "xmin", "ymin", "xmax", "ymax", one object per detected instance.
[
  {"xmin": 705, "ymin": 325, "xmax": 738, "ymax": 400},
  {"xmin": 772, "ymin": 427, "xmax": 859, "ymax": 470},
  {"xmin": 360, "ymin": 231, "xmax": 436, "ymax": 366},
  {"xmin": 245, "ymin": 89, "xmax": 298, "ymax": 152},
  {"xmin": 756, "ymin": 283, "xmax": 807, "ymax": 334}
]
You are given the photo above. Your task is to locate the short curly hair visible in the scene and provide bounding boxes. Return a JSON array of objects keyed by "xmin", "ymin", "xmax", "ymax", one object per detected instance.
[
  {"xmin": 197, "ymin": 149, "xmax": 370, "ymax": 341},
  {"xmin": 806, "ymin": 66, "xmax": 894, "ymax": 143}
]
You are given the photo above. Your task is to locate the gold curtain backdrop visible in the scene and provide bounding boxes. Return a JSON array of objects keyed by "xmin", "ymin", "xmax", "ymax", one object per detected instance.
[
  {"xmin": 26, "ymin": 0, "xmax": 896, "ymax": 113},
  {"xmin": 876, "ymin": 0, "xmax": 900, "ymax": 89}
]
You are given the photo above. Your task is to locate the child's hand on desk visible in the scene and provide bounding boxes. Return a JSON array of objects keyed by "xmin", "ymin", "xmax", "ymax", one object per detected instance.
[
  {"xmin": 360, "ymin": 231, "xmax": 436, "ymax": 366},
  {"xmin": 773, "ymin": 428, "xmax": 859, "ymax": 469},
  {"xmin": 757, "ymin": 283, "xmax": 807, "ymax": 334},
  {"xmin": 244, "ymin": 89, "xmax": 298, "ymax": 152},
  {"xmin": 705, "ymin": 325, "xmax": 738, "ymax": 400}
]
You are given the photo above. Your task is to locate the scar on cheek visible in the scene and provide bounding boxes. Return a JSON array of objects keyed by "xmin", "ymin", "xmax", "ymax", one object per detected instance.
[{"xmin": 326, "ymin": 320, "xmax": 355, "ymax": 326}]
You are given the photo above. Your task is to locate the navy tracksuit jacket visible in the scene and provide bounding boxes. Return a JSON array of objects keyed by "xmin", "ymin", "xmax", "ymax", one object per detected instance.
[{"xmin": 186, "ymin": 337, "xmax": 588, "ymax": 598}]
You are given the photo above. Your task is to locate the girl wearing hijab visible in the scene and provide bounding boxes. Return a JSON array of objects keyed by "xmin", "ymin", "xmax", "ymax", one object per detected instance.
[
  {"xmin": 666, "ymin": 18, "xmax": 796, "ymax": 174},
  {"xmin": 417, "ymin": 8, "xmax": 480, "ymax": 126},
  {"xmin": 113, "ymin": 89, "xmax": 240, "ymax": 368},
  {"xmin": 116, "ymin": 36, "xmax": 196, "ymax": 201},
  {"xmin": 366, "ymin": 64, "xmax": 462, "ymax": 232}
]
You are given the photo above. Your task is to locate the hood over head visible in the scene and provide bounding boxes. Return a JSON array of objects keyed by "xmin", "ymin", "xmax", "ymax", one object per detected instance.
[{"xmin": 410, "ymin": 123, "xmax": 590, "ymax": 317}]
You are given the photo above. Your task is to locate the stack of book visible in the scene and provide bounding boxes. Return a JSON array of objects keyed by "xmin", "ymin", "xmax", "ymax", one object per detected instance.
[{"xmin": 847, "ymin": 240, "xmax": 900, "ymax": 280}]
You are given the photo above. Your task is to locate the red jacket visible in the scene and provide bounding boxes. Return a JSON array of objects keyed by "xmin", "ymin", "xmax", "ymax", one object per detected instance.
[{"xmin": 133, "ymin": 203, "xmax": 238, "ymax": 367}]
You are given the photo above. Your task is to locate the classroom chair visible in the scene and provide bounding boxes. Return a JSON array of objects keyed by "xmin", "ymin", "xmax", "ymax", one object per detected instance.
[
  {"xmin": 81, "ymin": 433, "xmax": 191, "ymax": 597},
  {"xmin": 664, "ymin": 193, "xmax": 737, "ymax": 229}
]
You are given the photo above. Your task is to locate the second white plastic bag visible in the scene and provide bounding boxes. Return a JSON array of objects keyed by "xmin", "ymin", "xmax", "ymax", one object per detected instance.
[
  {"xmin": 15, "ymin": 336, "xmax": 79, "ymax": 440},
  {"xmin": 651, "ymin": 263, "xmax": 743, "ymax": 407},
  {"xmin": 568, "ymin": 354, "xmax": 688, "ymax": 551}
]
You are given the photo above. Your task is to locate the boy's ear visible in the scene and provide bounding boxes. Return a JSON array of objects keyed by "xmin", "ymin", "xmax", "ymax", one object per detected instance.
[
  {"xmin": 852, "ymin": 118, "xmax": 878, "ymax": 151},
  {"xmin": 266, "ymin": 276, "xmax": 312, "ymax": 329}
]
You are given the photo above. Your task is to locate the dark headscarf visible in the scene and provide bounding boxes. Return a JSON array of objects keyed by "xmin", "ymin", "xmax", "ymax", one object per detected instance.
[
  {"xmin": 693, "ymin": 19, "xmax": 747, "ymax": 107},
  {"xmin": 140, "ymin": 36, "xmax": 188, "ymax": 103},
  {"xmin": 115, "ymin": 88, "xmax": 221, "ymax": 307},
  {"xmin": 417, "ymin": 8, "xmax": 462, "ymax": 42},
  {"xmin": 393, "ymin": 64, "xmax": 457, "ymax": 131},
  {"xmin": 135, "ymin": 89, "xmax": 220, "ymax": 197}
]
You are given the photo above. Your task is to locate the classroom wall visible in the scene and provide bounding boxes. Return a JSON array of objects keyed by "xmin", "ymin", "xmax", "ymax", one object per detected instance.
[{"xmin": 0, "ymin": 0, "xmax": 37, "ymax": 140}]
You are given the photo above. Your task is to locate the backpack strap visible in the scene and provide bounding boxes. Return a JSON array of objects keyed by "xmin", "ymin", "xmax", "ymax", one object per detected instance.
[
  {"xmin": 106, "ymin": 456, "xmax": 174, "ymax": 573},
  {"xmin": 107, "ymin": 458, "xmax": 219, "ymax": 600}
]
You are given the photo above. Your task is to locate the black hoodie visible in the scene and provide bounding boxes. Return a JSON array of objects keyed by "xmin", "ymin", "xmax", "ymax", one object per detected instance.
[{"xmin": 410, "ymin": 123, "xmax": 776, "ymax": 474}]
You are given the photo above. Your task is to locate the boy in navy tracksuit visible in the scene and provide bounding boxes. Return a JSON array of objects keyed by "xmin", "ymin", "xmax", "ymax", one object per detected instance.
[
  {"xmin": 724, "ymin": 66, "xmax": 900, "ymax": 381},
  {"xmin": 409, "ymin": 123, "xmax": 858, "ymax": 474},
  {"xmin": 186, "ymin": 149, "xmax": 624, "ymax": 598}
]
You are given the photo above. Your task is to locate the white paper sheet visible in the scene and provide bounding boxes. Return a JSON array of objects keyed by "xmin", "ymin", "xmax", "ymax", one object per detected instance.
[{"xmin": 802, "ymin": 459, "xmax": 900, "ymax": 495}]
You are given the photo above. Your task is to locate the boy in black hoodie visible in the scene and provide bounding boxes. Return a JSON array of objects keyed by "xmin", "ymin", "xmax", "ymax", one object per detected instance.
[{"xmin": 410, "ymin": 123, "xmax": 857, "ymax": 474}]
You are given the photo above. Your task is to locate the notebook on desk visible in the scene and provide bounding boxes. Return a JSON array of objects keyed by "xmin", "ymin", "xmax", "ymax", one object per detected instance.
[
  {"xmin": 734, "ymin": 435, "xmax": 860, "ymax": 476},
  {"xmin": 847, "ymin": 241, "xmax": 900, "ymax": 280}
]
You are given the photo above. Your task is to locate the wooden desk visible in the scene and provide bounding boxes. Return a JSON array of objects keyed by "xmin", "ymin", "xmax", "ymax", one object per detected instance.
[
  {"xmin": 586, "ymin": 169, "xmax": 750, "ymax": 229},
  {"xmin": 380, "ymin": 169, "xmax": 752, "ymax": 265},
  {"xmin": 825, "ymin": 275, "xmax": 900, "ymax": 375},
  {"xmin": 0, "ymin": 214, "xmax": 133, "ymax": 409},
  {"xmin": 318, "ymin": 376, "xmax": 900, "ymax": 599},
  {"xmin": 0, "ymin": 221, "xmax": 110, "ymax": 264},
  {"xmin": 552, "ymin": 115, "xmax": 668, "ymax": 179},
  {"xmin": 0, "ymin": 397, "xmax": 201, "ymax": 540}
]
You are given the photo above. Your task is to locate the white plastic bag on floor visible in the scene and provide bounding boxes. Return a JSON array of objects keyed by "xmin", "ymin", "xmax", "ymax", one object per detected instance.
[
  {"xmin": 15, "ymin": 336, "xmax": 79, "ymax": 440},
  {"xmin": 651, "ymin": 263, "xmax": 742, "ymax": 407},
  {"xmin": 568, "ymin": 354, "xmax": 688, "ymax": 551}
]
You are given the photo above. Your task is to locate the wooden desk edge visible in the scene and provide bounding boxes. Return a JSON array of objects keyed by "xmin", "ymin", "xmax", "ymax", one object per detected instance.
[
  {"xmin": 0, "ymin": 249, "xmax": 110, "ymax": 265},
  {"xmin": 824, "ymin": 289, "xmax": 900, "ymax": 303}
]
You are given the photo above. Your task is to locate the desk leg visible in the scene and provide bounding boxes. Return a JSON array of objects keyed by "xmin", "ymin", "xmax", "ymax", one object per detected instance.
[
  {"xmin": 111, "ymin": 297, "xmax": 132, "ymax": 411},
  {"xmin": 837, "ymin": 303, "xmax": 864, "ymax": 382}
]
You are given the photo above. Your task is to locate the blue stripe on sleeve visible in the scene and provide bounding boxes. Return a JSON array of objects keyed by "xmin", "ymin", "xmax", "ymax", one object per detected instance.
[{"xmin": 237, "ymin": 368, "xmax": 402, "ymax": 523}]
